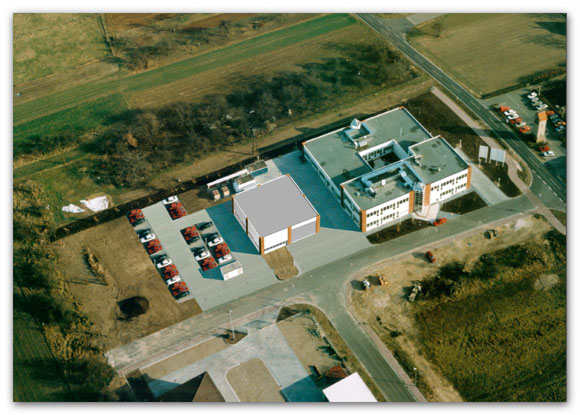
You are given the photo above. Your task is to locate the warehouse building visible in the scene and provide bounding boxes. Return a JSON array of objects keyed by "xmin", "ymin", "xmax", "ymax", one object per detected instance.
[
  {"xmin": 232, "ymin": 175, "xmax": 320, "ymax": 255},
  {"xmin": 303, "ymin": 107, "xmax": 471, "ymax": 232}
]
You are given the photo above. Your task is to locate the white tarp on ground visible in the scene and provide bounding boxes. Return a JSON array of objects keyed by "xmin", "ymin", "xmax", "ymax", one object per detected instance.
[
  {"xmin": 80, "ymin": 196, "xmax": 109, "ymax": 212},
  {"xmin": 61, "ymin": 204, "xmax": 84, "ymax": 213}
]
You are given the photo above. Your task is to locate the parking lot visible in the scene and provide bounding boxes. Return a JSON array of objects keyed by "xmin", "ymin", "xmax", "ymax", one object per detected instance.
[{"xmin": 484, "ymin": 87, "xmax": 566, "ymax": 182}]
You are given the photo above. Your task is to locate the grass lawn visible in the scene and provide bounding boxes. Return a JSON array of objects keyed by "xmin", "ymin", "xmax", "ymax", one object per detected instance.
[
  {"xmin": 408, "ymin": 14, "xmax": 566, "ymax": 96},
  {"xmin": 14, "ymin": 94, "xmax": 128, "ymax": 150},
  {"xmin": 13, "ymin": 310, "xmax": 69, "ymax": 401},
  {"xmin": 14, "ymin": 14, "xmax": 355, "ymax": 125},
  {"xmin": 550, "ymin": 209, "xmax": 566, "ymax": 227},
  {"xmin": 414, "ymin": 267, "xmax": 566, "ymax": 401},
  {"xmin": 367, "ymin": 218, "xmax": 431, "ymax": 245},
  {"xmin": 13, "ymin": 13, "xmax": 109, "ymax": 85},
  {"xmin": 441, "ymin": 191, "xmax": 487, "ymax": 215}
]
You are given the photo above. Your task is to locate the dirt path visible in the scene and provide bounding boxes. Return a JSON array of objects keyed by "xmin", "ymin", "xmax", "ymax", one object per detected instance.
[{"xmin": 431, "ymin": 87, "xmax": 566, "ymax": 235}]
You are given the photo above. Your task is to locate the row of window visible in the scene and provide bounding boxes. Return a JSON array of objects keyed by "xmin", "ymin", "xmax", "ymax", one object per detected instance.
[
  {"xmin": 367, "ymin": 196, "xmax": 410, "ymax": 218},
  {"xmin": 367, "ymin": 211, "xmax": 400, "ymax": 229},
  {"xmin": 264, "ymin": 240, "xmax": 287, "ymax": 253}
]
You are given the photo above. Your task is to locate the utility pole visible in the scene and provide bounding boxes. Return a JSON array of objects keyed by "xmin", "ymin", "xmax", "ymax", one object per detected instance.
[
  {"xmin": 413, "ymin": 367, "xmax": 417, "ymax": 385},
  {"xmin": 229, "ymin": 309, "xmax": 235, "ymax": 341}
]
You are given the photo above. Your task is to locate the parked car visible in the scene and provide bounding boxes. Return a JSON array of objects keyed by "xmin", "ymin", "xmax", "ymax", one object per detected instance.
[
  {"xmin": 194, "ymin": 249, "xmax": 210, "ymax": 261},
  {"xmin": 540, "ymin": 151, "xmax": 555, "ymax": 158},
  {"xmin": 165, "ymin": 275, "xmax": 182, "ymax": 286},
  {"xmin": 555, "ymin": 126, "xmax": 566, "ymax": 133},
  {"xmin": 145, "ymin": 240, "xmax": 163, "ymax": 254},
  {"xmin": 433, "ymin": 218, "xmax": 447, "ymax": 226},
  {"xmin": 527, "ymin": 91, "xmax": 538, "ymax": 99},
  {"xmin": 181, "ymin": 226, "xmax": 199, "ymax": 243},
  {"xmin": 509, "ymin": 118, "xmax": 522, "ymax": 125},
  {"xmin": 507, "ymin": 114, "xmax": 520, "ymax": 120},
  {"xmin": 532, "ymin": 100, "xmax": 544, "ymax": 107},
  {"xmin": 207, "ymin": 236, "xmax": 224, "ymax": 247},
  {"xmin": 426, "ymin": 251, "xmax": 436, "ymax": 263},
  {"xmin": 546, "ymin": 110, "xmax": 556, "ymax": 116},
  {"xmin": 128, "ymin": 209, "xmax": 145, "ymax": 225},
  {"xmin": 198, "ymin": 221, "xmax": 213, "ymax": 231},
  {"xmin": 519, "ymin": 126, "xmax": 532, "ymax": 134},
  {"xmin": 200, "ymin": 257, "xmax": 217, "ymax": 271},
  {"xmin": 503, "ymin": 110, "xmax": 516, "ymax": 117},
  {"xmin": 162, "ymin": 264, "xmax": 179, "ymax": 278},
  {"xmin": 515, "ymin": 121, "xmax": 527, "ymax": 128},
  {"xmin": 162, "ymin": 196, "xmax": 179, "ymax": 205},
  {"xmin": 168, "ymin": 202, "xmax": 187, "ymax": 219},
  {"xmin": 170, "ymin": 282, "xmax": 190, "ymax": 299},
  {"xmin": 155, "ymin": 255, "xmax": 172, "ymax": 269},
  {"xmin": 538, "ymin": 146, "xmax": 550, "ymax": 152},
  {"xmin": 537, "ymin": 104, "xmax": 548, "ymax": 110},
  {"xmin": 218, "ymin": 254, "xmax": 233, "ymax": 264},
  {"xmin": 140, "ymin": 231, "xmax": 156, "ymax": 243}
]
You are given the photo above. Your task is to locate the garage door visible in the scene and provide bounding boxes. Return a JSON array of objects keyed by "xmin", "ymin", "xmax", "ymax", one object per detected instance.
[{"xmin": 292, "ymin": 220, "xmax": 316, "ymax": 242}]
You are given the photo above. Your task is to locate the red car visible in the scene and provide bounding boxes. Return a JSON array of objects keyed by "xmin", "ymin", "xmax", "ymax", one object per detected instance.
[
  {"xmin": 433, "ymin": 218, "xmax": 447, "ymax": 226},
  {"xmin": 214, "ymin": 243, "xmax": 230, "ymax": 258},
  {"xmin": 168, "ymin": 202, "xmax": 187, "ymax": 219},
  {"xmin": 180, "ymin": 226, "xmax": 199, "ymax": 243},
  {"xmin": 162, "ymin": 264, "xmax": 179, "ymax": 278},
  {"xmin": 128, "ymin": 209, "xmax": 144, "ymax": 225},
  {"xmin": 426, "ymin": 251, "xmax": 436, "ymax": 263},
  {"xmin": 170, "ymin": 282, "xmax": 190, "ymax": 300},
  {"xmin": 538, "ymin": 146, "xmax": 550, "ymax": 153},
  {"xmin": 200, "ymin": 257, "xmax": 217, "ymax": 271},
  {"xmin": 145, "ymin": 239, "xmax": 163, "ymax": 254}
]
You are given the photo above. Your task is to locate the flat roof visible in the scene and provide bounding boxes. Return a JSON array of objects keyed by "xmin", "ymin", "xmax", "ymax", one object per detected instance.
[
  {"xmin": 323, "ymin": 373, "xmax": 377, "ymax": 402},
  {"xmin": 408, "ymin": 136, "xmax": 469, "ymax": 184},
  {"xmin": 234, "ymin": 175, "xmax": 318, "ymax": 236},
  {"xmin": 343, "ymin": 160, "xmax": 422, "ymax": 210},
  {"xmin": 304, "ymin": 107, "xmax": 432, "ymax": 188}
]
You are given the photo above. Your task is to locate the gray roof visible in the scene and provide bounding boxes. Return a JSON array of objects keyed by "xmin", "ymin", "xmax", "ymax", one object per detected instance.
[
  {"xmin": 234, "ymin": 175, "xmax": 318, "ymax": 236},
  {"xmin": 408, "ymin": 136, "xmax": 469, "ymax": 184},
  {"xmin": 304, "ymin": 107, "xmax": 432, "ymax": 189}
]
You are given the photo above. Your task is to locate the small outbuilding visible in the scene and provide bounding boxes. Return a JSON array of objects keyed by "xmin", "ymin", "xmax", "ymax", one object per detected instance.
[{"xmin": 232, "ymin": 175, "xmax": 320, "ymax": 255}]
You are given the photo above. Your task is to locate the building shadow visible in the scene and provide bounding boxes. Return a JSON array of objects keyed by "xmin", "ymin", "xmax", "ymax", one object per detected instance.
[
  {"xmin": 280, "ymin": 375, "xmax": 326, "ymax": 402},
  {"xmin": 206, "ymin": 202, "xmax": 260, "ymax": 255}
]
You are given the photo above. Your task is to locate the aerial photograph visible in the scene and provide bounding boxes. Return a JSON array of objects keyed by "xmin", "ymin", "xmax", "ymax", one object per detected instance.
[{"xmin": 12, "ymin": 9, "xmax": 567, "ymax": 404}]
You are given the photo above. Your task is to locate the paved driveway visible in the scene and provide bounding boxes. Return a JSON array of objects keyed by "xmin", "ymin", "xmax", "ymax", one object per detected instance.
[{"xmin": 145, "ymin": 324, "xmax": 324, "ymax": 402}]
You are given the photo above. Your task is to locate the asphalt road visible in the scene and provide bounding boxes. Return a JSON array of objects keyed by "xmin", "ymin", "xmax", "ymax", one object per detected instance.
[
  {"xmin": 108, "ymin": 195, "xmax": 535, "ymax": 402},
  {"xmin": 356, "ymin": 13, "xmax": 566, "ymax": 210}
]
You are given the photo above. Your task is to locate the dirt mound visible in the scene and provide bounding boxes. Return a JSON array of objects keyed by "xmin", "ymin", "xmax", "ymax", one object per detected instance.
[
  {"xmin": 534, "ymin": 274, "xmax": 559, "ymax": 291},
  {"xmin": 119, "ymin": 296, "xmax": 149, "ymax": 318}
]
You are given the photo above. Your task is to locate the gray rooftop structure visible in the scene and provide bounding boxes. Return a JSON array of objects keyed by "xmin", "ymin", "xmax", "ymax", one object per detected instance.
[
  {"xmin": 304, "ymin": 107, "xmax": 432, "ymax": 188},
  {"xmin": 408, "ymin": 136, "xmax": 469, "ymax": 184},
  {"xmin": 234, "ymin": 175, "xmax": 318, "ymax": 236}
]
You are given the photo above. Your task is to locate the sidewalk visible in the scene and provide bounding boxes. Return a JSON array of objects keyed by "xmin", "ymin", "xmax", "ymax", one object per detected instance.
[{"xmin": 431, "ymin": 87, "xmax": 566, "ymax": 235}]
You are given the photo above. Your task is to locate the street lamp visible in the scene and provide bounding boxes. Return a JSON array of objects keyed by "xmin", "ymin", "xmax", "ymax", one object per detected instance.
[
  {"xmin": 228, "ymin": 309, "xmax": 235, "ymax": 341},
  {"xmin": 413, "ymin": 367, "xmax": 417, "ymax": 385}
]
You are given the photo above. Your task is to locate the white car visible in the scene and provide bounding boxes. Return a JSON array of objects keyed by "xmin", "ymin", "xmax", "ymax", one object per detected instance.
[
  {"xmin": 207, "ymin": 236, "xmax": 224, "ymax": 247},
  {"xmin": 507, "ymin": 114, "xmax": 520, "ymax": 120},
  {"xmin": 156, "ymin": 256, "xmax": 173, "ymax": 269},
  {"xmin": 540, "ymin": 151, "xmax": 555, "ymax": 157},
  {"xmin": 218, "ymin": 254, "xmax": 233, "ymax": 264},
  {"xmin": 503, "ymin": 110, "xmax": 516, "ymax": 116},
  {"xmin": 140, "ymin": 231, "xmax": 156, "ymax": 243},
  {"xmin": 527, "ymin": 92, "xmax": 538, "ymax": 99},
  {"xmin": 537, "ymin": 104, "xmax": 548, "ymax": 110},
  {"xmin": 515, "ymin": 122, "xmax": 527, "ymax": 128},
  {"xmin": 162, "ymin": 196, "xmax": 179, "ymax": 205},
  {"xmin": 194, "ymin": 250, "xmax": 210, "ymax": 261},
  {"xmin": 166, "ymin": 276, "xmax": 182, "ymax": 285},
  {"xmin": 532, "ymin": 100, "xmax": 544, "ymax": 107}
]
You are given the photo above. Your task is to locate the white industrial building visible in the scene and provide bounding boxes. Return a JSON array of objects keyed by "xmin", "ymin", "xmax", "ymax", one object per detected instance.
[
  {"xmin": 322, "ymin": 373, "xmax": 377, "ymax": 402},
  {"xmin": 303, "ymin": 107, "xmax": 472, "ymax": 232},
  {"xmin": 232, "ymin": 175, "xmax": 320, "ymax": 255}
]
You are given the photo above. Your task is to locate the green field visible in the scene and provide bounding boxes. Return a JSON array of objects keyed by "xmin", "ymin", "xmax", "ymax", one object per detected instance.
[
  {"xmin": 13, "ymin": 13, "xmax": 109, "ymax": 85},
  {"xmin": 13, "ymin": 310, "xmax": 69, "ymax": 401},
  {"xmin": 408, "ymin": 14, "xmax": 566, "ymax": 96},
  {"xmin": 14, "ymin": 94, "xmax": 127, "ymax": 147},
  {"xmin": 14, "ymin": 13, "xmax": 355, "ymax": 125}
]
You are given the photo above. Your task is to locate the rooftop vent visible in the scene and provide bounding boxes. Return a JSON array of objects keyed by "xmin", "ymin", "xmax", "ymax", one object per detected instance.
[{"xmin": 350, "ymin": 119, "xmax": 362, "ymax": 130}]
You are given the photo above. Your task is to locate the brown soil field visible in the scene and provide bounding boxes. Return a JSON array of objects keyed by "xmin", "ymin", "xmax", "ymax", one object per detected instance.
[
  {"xmin": 141, "ymin": 337, "xmax": 227, "ymax": 380},
  {"xmin": 227, "ymin": 358, "xmax": 285, "ymax": 402},
  {"xmin": 408, "ymin": 14, "xmax": 566, "ymax": 96},
  {"xmin": 349, "ymin": 214, "xmax": 552, "ymax": 401},
  {"xmin": 13, "ymin": 60, "xmax": 119, "ymax": 103},
  {"xmin": 127, "ymin": 22, "xmax": 378, "ymax": 108},
  {"xmin": 54, "ymin": 216, "xmax": 202, "ymax": 351},
  {"xmin": 263, "ymin": 247, "xmax": 298, "ymax": 280},
  {"xmin": 278, "ymin": 315, "xmax": 342, "ymax": 377}
]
